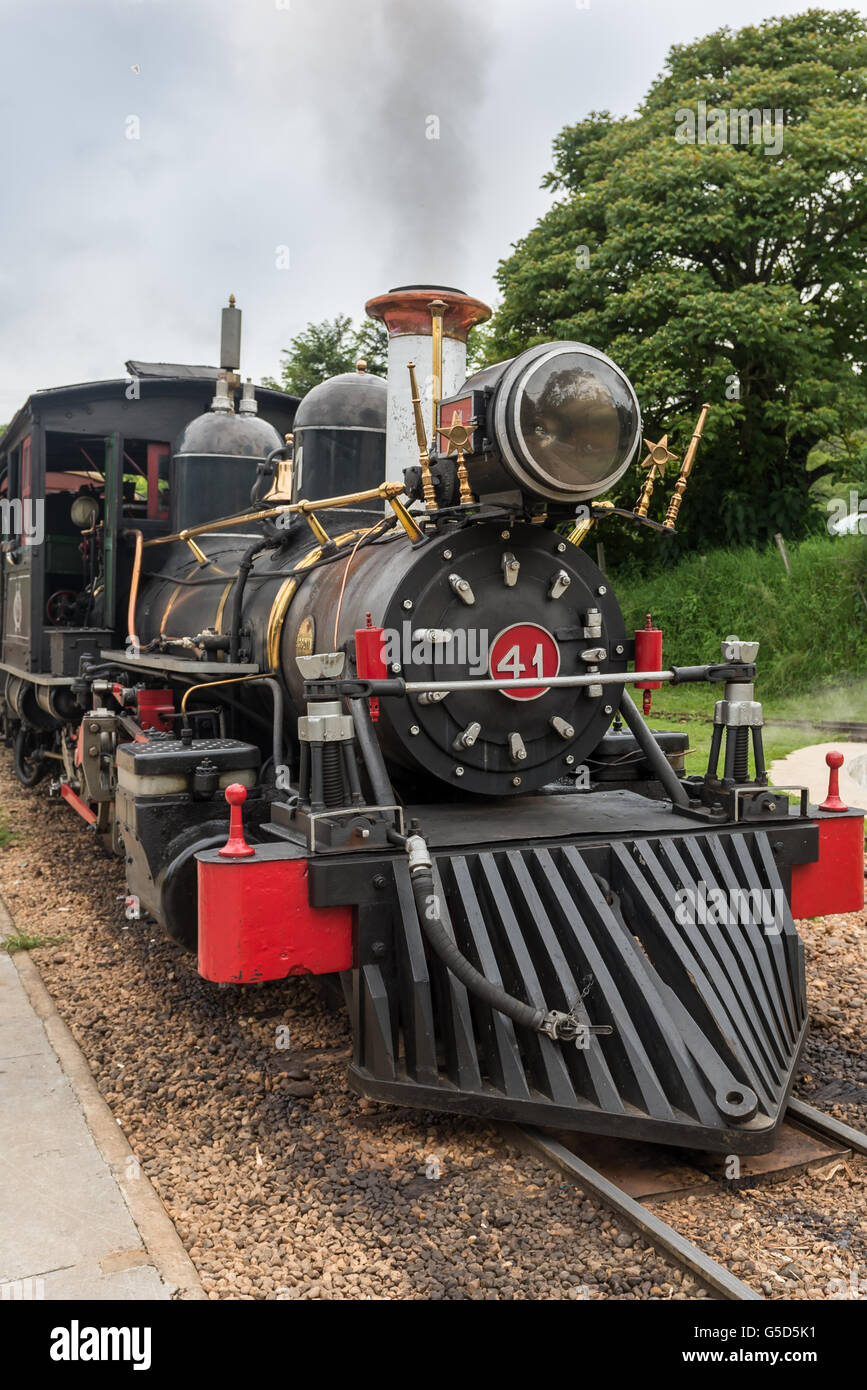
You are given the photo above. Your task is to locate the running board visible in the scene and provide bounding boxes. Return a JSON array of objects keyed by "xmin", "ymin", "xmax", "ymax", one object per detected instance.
[{"xmin": 346, "ymin": 828, "xmax": 807, "ymax": 1153}]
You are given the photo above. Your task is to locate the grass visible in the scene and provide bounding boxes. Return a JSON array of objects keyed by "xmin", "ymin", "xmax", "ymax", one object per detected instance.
[
  {"xmin": 0, "ymin": 813, "xmax": 17, "ymax": 849},
  {"xmin": 2, "ymin": 931, "xmax": 67, "ymax": 954},
  {"xmin": 616, "ymin": 532, "xmax": 867, "ymax": 700}
]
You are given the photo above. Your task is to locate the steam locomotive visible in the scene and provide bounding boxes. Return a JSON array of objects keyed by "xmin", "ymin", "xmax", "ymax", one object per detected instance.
[{"xmin": 1, "ymin": 286, "xmax": 862, "ymax": 1153}]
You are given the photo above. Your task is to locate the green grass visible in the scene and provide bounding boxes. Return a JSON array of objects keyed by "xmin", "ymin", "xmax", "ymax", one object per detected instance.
[
  {"xmin": 617, "ymin": 532, "xmax": 867, "ymax": 700},
  {"xmin": 0, "ymin": 813, "xmax": 16, "ymax": 849},
  {"xmin": 614, "ymin": 531, "xmax": 867, "ymax": 772},
  {"xmin": 1, "ymin": 931, "xmax": 66, "ymax": 954}
]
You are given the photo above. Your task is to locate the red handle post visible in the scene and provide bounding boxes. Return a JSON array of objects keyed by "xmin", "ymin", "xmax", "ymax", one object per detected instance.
[
  {"xmin": 819, "ymin": 751, "xmax": 848, "ymax": 813},
  {"xmin": 219, "ymin": 783, "xmax": 256, "ymax": 857}
]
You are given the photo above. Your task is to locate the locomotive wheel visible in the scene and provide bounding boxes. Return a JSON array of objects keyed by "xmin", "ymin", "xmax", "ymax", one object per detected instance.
[{"xmin": 14, "ymin": 726, "xmax": 48, "ymax": 787}]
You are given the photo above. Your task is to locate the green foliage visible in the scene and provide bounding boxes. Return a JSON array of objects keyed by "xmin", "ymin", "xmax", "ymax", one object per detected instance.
[
  {"xmin": 264, "ymin": 316, "xmax": 388, "ymax": 396},
  {"xmin": 616, "ymin": 532, "xmax": 867, "ymax": 697},
  {"xmin": 485, "ymin": 9, "xmax": 867, "ymax": 551}
]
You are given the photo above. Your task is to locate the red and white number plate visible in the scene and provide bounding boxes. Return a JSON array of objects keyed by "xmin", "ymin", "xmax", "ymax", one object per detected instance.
[{"xmin": 488, "ymin": 623, "xmax": 560, "ymax": 701}]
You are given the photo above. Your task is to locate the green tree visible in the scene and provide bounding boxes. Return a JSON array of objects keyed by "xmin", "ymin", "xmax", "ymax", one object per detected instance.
[
  {"xmin": 264, "ymin": 316, "xmax": 388, "ymax": 396},
  {"xmin": 485, "ymin": 8, "xmax": 867, "ymax": 551}
]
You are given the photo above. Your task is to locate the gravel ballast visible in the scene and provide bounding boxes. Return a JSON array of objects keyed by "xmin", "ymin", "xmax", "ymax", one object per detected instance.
[{"xmin": 1, "ymin": 753, "xmax": 864, "ymax": 1300}]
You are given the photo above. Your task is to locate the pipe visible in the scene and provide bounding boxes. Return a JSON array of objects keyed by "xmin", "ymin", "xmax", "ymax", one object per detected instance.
[
  {"xmin": 346, "ymin": 696, "xmax": 394, "ymax": 808},
  {"xmin": 127, "ymin": 529, "xmax": 143, "ymax": 649},
  {"xmin": 402, "ymin": 669, "xmax": 676, "ymax": 694},
  {"xmin": 142, "ymin": 480, "xmax": 407, "ymax": 549},
  {"xmin": 618, "ymin": 688, "xmax": 691, "ymax": 808},
  {"xmin": 253, "ymin": 675, "xmax": 284, "ymax": 772},
  {"xmin": 180, "ymin": 670, "xmax": 278, "ymax": 715},
  {"xmin": 229, "ymin": 538, "xmax": 274, "ymax": 664}
]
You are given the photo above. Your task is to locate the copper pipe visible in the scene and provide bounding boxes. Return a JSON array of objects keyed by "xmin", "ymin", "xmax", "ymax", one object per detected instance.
[
  {"xmin": 180, "ymin": 670, "xmax": 277, "ymax": 714},
  {"xmin": 142, "ymin": 480, "xmax": 406, "ymax": 549},
  {"xmin": 127, "ymin": 529, "xmax": 143, "ymax": 649}
]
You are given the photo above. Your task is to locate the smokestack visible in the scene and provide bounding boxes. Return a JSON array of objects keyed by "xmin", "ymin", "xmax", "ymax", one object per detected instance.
[{"xmin": 365, "ymin": 284, "xmax": 490, "ymax": 487}]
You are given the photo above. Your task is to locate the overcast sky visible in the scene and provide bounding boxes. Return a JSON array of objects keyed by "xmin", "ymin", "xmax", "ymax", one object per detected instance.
[{"xmin": 1, "ymin": 0, "xmax": 864, "ymax": 417}]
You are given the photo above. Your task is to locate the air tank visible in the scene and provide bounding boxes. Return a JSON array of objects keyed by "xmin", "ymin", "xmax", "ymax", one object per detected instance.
[
  {"xmin": 292, "ymin": 364, "xmax": 387, "ymax": 502},
  {"xmin": 171, "ymin": 379, "xmax": 284, "ymax": 532}
]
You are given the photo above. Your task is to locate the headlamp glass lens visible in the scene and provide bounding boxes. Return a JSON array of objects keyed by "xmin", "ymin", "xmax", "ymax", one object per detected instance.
[{"xmin": 517, "ymin": 351, "xmax": 637, "ymax": 492}]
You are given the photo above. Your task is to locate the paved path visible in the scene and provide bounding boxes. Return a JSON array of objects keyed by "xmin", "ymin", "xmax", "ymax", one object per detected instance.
[
  {"xmin": 0, "ymin": 897, "xmax": 202, "ymax": 1300},
  {"xmin": 770, "ymin": 740, "xmax": 867, "ymax": 809}
]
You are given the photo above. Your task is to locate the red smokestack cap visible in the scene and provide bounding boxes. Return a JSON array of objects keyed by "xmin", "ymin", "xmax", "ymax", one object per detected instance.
[{"xmin": 365, "ymin": 284, "xmax": 491, "ymax": 341}]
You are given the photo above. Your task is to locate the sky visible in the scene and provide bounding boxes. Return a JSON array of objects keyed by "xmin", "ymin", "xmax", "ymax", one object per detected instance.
[{"xmin": 1, "ymin": 0, "xmax": 865, "ymax": 417}]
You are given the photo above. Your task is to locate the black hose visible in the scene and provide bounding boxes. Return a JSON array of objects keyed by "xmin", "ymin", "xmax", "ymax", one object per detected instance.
[
  {"xmin": 229, "ymin": 538, "xmax": 275, "ymax": 664},
  {"xmin": 404, "ymin": 834, "xmax": 581, "ymax": 1042}
]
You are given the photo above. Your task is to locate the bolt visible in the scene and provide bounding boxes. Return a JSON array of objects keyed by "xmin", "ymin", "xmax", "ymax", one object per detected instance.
[
  {"xmin": 402, "ymin": 599, "xmax": 413, "ymax": 610},
  {"xmin": 615, "ymin": 644, "xmax": 624, "ymax": 655},
  {"xmin": 442, "ymin": 549, "xmax": 453, "ymax": 560},
  {"xmin": 598, "ymin": 585, "xmax": 607, "ymax": 595},
  {"xmin": 373, "ymin": 875, "xmax": 387, "ymax": 889},
  {"xmin": 88, "ymin": 745, "xmax": 98, "ymax": 756},
  {"xmin": 512, "ymin": 776, "xmax": 522, "ymax": 786},
  {"xmin": 89, "ymin": 722, "xmax": 99, "ymax": 733},
  {"xmin": 391, "ymin": 662, "xmax": 402, "ymax": 673},
  {"xmin": 767, "ymin": 802, "xmax": 776, "ymax": 812},
  {"xmin": 557, "ymin": 542, "xmax": 566, "ymax": 552},
  {"xmin": 565, "ymin": 755, "xmax": 575, "ymax": 766},
  {"xmin": 500, "ymin": 531, "xmax": 510, "ymax": 540},
  {"xmin": 409, "ymin": 724, "xmax": 420, "ymax": 736},
  {"xmin": 455, "ymin": 766, "xmax": 464, "ymax": 777},
  {"xmin": 372, "ymin": 941, "xmax": 387, "ymax": 957},
  {"xmin": 604, "ymin": 705, "xmax": 613, "ymax": 715}
]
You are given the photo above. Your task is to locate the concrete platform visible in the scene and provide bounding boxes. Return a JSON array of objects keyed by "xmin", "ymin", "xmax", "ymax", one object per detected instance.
[
  {"xmin": 770, "ymin": 741, "xmax": 867, "ymax": 809},
  {"xmin": 0, "ymin": 897, "xmax": 204, "ymax": 1301}
]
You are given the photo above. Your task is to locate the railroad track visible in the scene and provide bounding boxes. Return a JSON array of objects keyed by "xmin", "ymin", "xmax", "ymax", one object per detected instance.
[
  {"xmin": 509, "ymin": 1101, "xmax": 867, "ymax": 1301},
  {"xmin": 669, "ymin": 713, "xmax": 867, "ymax": 739}
]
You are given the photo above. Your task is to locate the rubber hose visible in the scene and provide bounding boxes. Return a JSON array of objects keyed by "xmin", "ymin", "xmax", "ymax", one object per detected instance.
[{"xmin": 406, "ymin": 843, "xmax": 546, "ymax": 1033}]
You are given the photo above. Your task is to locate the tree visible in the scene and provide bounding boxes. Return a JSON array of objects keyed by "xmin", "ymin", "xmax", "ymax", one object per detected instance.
[
  {"xmin": 264, "ymin": 316, "xmax": 388, "ymax": 397},
  {"xmin": 484, "ymin": 9, "xmax": 867, "ymax": 551}
]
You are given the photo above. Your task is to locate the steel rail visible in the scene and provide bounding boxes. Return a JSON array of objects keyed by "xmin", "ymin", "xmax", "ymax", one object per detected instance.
[
  {"xmin": 507, "ymin": 1124, "xmax": 761, "ymax": 1300},
  {"xmin": 510, "ymin": 1103, "xmax": 867, "ymax": 1302},
  {"xmin": 786, "ymin": 1099, "xmax": 867, "ymax": 1157}
]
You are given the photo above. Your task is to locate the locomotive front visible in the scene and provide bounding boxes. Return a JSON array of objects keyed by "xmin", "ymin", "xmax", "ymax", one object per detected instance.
[{"xmin": 25, "ymin": 284, "xmax": 863, "ymax": 1155}]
